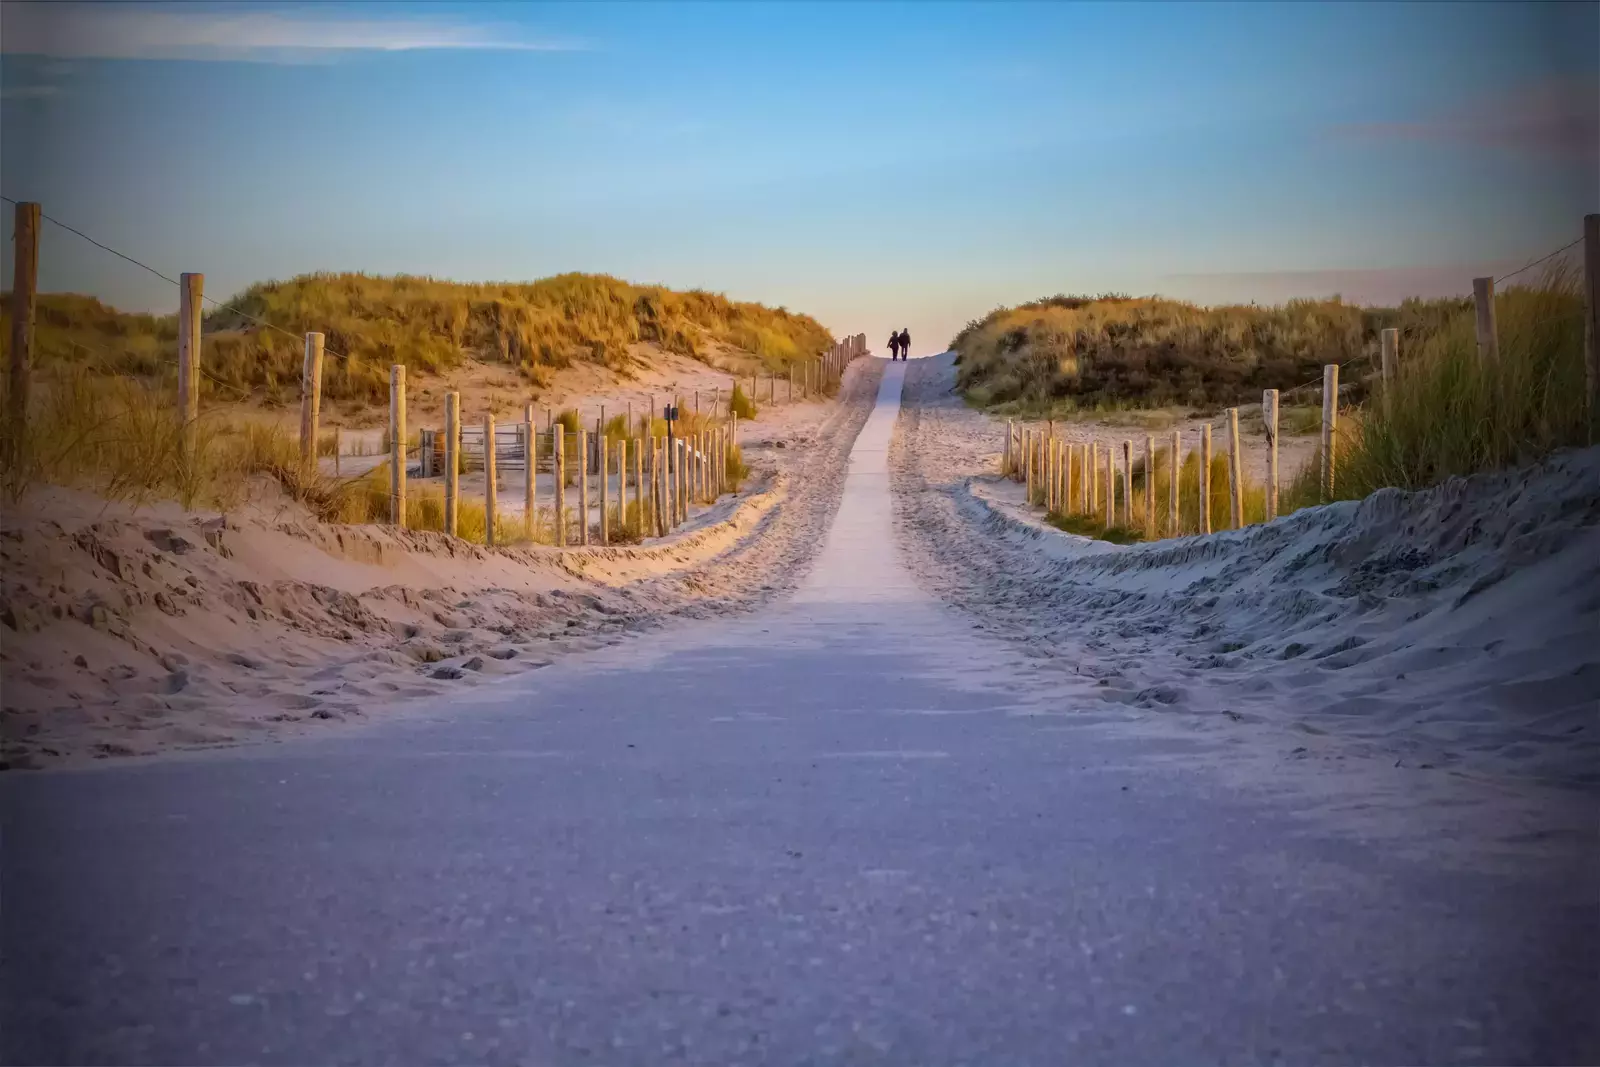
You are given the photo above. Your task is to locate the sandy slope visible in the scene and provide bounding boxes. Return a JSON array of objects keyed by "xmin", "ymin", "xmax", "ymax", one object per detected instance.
[
  {"xmin": 0, "ymin": 360, "xmax": 884, "ymax": 769},
  {"xmin": 891, "ymin": 351, "xmax": 1600, "ymax": 788}
]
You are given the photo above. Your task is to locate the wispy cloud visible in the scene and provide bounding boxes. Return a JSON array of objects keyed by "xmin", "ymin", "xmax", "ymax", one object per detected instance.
[
  {"xmin": 1330, "ymin": 78, "xmax": 1599, "ymax": 159},
  {"xmin": 0, "ymin": 3, "xmax": 586, "ymax": 63}
]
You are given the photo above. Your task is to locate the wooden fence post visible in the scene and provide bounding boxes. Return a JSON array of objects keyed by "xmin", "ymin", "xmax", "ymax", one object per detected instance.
[
  {"xmin": 389, "ymin": 364, "xmax": 406, "ymax": 527},
  {"xmin": 1227, "ymin": 407, "xmax": 1243, "ymax": 529},
  {"xmin": 444, "ymin": 393, "xmax": 460, "ymax": 537},
  {"xmin": 1121, "ymin": 440, "xmax": 1133, "ymax": 528},
  {"xmin": 1004, "ymin": 419, "xmax": 1013, "ymax": 475},
  {"xmin": 653, "ymin": 439, "xmax": 665, "ymax": 536},
  {"xmin": 299, "ymin": 332, "xmax": 324, "ymax": 479},
  {"xmin": 553, "ymin": 431, "xmax": 566, "ymax": 546},
  {"xmin": 617, "ymin": 437, "xmax": 628, "ymax": 534},
  {"xmin": 178, "ymin": 272, "xmax": 203, "ymax": 445},
  {"xmin": 1144, "ymin": 435, "xmax": 1155, "ymax": 536},
  {"xmin": 1263, "ymin": 389, "xmax": 1279, "ymax": 521},
  {"xmin": 1089, "ymin": 441, "xmax": 1099, "ymax": 516},
  {"xmin": 484, "ymin": 413, "xmax": 497, "ymax": 546},
  {"xmin": 524, "ymin": 405, "xmax": 536, "ymax": 542},
  {"xmin": 333, "ymin": 427, "xmax": 342, "ymax": 477},
  {"xmin": 1380, "ymin": 327, "xmax": 1399, "ymax": 413},
  {"xmin": 8, "ymin": 201, "xmax": 39, "ymax": 447},
  {"xmin": 598, "ymin": 433, "xmax": 609, "ymax": 546},
  {"xmin": 633, "ymin": 437, "xmax": 644, "ymax": 532},
  {"xmin": 1168, "ymin": 429, "xmax": 1179, "ymax": 537},
  {"xmin": 1104, "ymin": 445, "xmax": 1115, "ymax": 531},
  {"xmin": 674, "ymin": 439, "xmax": 685, "ymax": 524},
  {"xmin": 578, "ymin": 429, "xmax": 589, "ymax": 545},
  {"xmin": 1200, "ymin": 424, "xmax": 1212, "ymax": 535},
  {"xmin": 1584, "ymin": 214, "xmax": 1600, "ymax": 437},
  {"xmin": 1321, "ymin": 364, "xmax": 1338, "ymax": 501},
  {"xmin": 1473, "ymin": 277, "xmax": 1498, "ymax": 361},
  {"xmin": 659, "ymin": 437, "xmax": 670, "ymax": 532}
]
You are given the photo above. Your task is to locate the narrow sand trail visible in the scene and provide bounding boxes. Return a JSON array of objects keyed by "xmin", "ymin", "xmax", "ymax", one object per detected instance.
[{"xmin": 4, "ymin": 360, "xmax": 1596, "ymax": 1065}]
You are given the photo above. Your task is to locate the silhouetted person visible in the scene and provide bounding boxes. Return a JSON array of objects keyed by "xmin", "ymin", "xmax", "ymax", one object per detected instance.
[
  {"xmin": 888, "ymin": 331, "xmax": 901, "ymax": 361},
  {"xmin": 897, "ymin": 329, "xmax": 910, "ymax": 359}
]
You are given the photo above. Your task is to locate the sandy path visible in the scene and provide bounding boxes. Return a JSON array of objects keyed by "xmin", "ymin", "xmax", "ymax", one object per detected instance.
[
  {"xmin": 3, "ymin": 357, "xmax": 1595, "ymax": 1065},
  {"xmin": 891, "ymin": 350, "xmax": 1600, "ymax": 787}
]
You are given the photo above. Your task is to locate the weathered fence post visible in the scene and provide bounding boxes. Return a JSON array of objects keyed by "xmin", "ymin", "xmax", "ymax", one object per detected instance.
[
  {"xmin": 1380, "ymin": 327, "xmax": 1399, "ymax": 413},
  {"xmin": 483, "ymin": 413, "xmax": 497, "ymax": 546},
  {"xmin": 654, "ymin": 438, "xmax": 666, "ymax": 536},
  {"xmin": 299, "ymin": 332, "xmax": 324, "ymax": 479},
  {"xmin": 1321, "ymin": 363, "xmax": 1338, "ymax": 502},
  {"xmin": 553, "ymin": 431, "xmax": 567, "ymax": 546},
  {"xmin": 1144, "ymin": 435, "xmax": 1155, "ymax": 536},
  {"xmin": 1473, "ymin": 277, "xmax": 1498, "ymax": 361},
  {"xmin": 614, "ymin": 435, "xmax": 627, "ymax": 534},
  {"xmin": 632, "ymin": 437, "xmax": 644, "ymax": 532},
  {"xmin": 8, "ymin": 201, "xmax": 39, "ymax": 447},
  {"xmin": 1262, "ymin": 389, "xmax": 1279, "ymax": 521},
  {"xmin": 178, "ymin": 272, "xmax": 203, "ymax": 452},
  {"xmin": 333, "ymin": 427, "xmax": 342, "ymax": 477},
  {"xmin": 1168, "ymin": 429, "xmax": 1179, "ymax": 537},
  {"xmin": 578, "ymin": 429, "xmax": 590, "ymax": 545},
  {"xmin": 1227, "ymin": 407, "xmax": 1243, "ymax": 529},
  {"xmin": 524, "ymin": 404, "xmax": 536, "ymax": 541},
  {"xmin": 1104, "ymin": 446, "xmax": 1115, "ymax": 531},
  {"xmin": 676, "ymin": 439, "xmax": 688, "ymax": 524},
  {"xmin": 444, "ymin": 393, "xmax": 460, "ymax": 537},
  {"xmin": 1089, "ymin": 441, "xmax": 1099, "ymax": 516},
  {"xmin": 389, "ymin": 364, "xmax": 406, "ymax": 527},
  {"xmin": 1200, "ymin": 424, "xmax": 1212, "ymax": 535},
  {"xmin": 598, "ymin": 433, "xmax": 609, "ymax": 546},
  {"xmin": 1584, "ymin": 214, "xmax": 1600, "ymax": 437},
  {"xmin": 1121, "ymin": 440, "xmax": 1133, "ymax": 528}
]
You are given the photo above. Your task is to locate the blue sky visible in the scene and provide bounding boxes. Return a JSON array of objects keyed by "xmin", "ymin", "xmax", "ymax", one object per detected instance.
[{"xmin": 2, "ymin": 0, "xmax": 1596, "ymax": 354}]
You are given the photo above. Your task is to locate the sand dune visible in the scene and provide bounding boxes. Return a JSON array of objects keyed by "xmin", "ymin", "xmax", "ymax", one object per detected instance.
[{"xmin": 891, "ymin": 351, "xmax": 1600, "ymax": 787}]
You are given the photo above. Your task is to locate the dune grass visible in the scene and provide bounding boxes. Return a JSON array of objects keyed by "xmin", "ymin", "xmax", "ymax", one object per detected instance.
[
  {"xmin": 1325, "ymin": 267, "xmax": 1593, "ymax": 499},
  {"xmin": 0, "ymin": 273, "xmax": 835, "ymax": 408},
  {"xmin": 952, "ymin": 292, "xmax": 1477, "ymax": 414}
]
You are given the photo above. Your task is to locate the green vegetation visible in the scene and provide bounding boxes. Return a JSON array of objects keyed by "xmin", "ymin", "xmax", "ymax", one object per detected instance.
[
  {"xmin": 729, "ymin": 381, "xmax": 759, "ymax": 420},
  {"xmin": 0, "ymin": 272, "xmax": 835, "ymax": 407},
  {"xmin": 1323, "ymin": 266, "xmax": 1593, "ymax": 499},
  {"xmin": 1025, "ymin": 268, "xmax": 1589, "ymax": 541},
  {"xmin": 952, "ymin": 292, "xmax": 1473, "ymax": 413}
]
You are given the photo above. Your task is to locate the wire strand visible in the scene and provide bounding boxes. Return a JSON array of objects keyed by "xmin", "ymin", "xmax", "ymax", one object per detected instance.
[
  {"xmin": 2, "ymin": 193, "xmax": 353, "ymax": 363},
  {"xmin": 1495, "ymin": 236, "xmax": 1583, "ymax": 286}
]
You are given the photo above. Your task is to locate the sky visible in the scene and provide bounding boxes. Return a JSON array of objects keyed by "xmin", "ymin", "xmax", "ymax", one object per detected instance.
[{"xmin": 2, "ymin": 0, "xmax": 1596, "ymax": 356}]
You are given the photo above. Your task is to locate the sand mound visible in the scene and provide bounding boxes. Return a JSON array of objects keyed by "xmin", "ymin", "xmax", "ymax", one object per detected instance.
[{"xmin": 893, "ymin": 352, "xmax": 1600, "ymax": 787}]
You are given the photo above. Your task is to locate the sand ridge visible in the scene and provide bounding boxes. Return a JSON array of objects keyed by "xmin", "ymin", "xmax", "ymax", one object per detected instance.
[{"xmin": 890, "ymin": 351, "xmax": 1600, "ymax": 788}]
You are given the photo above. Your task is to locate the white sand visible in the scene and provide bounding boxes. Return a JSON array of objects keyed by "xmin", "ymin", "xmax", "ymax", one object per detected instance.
[
  {"xmin": 0, "ymin": 360, "xmax": 884, "ymax": 768},
  {"xmin": 892, "ymin": 351, "xmax": 1600, "ymax": 788}
]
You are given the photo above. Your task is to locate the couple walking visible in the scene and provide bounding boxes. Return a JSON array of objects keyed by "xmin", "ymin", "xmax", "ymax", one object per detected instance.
[{"xmin": 887, "ymin": 328, "xmax": 911, "ymax": 361}]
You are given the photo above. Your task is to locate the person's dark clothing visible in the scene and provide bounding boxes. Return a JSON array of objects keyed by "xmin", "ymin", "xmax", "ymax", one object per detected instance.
[
  {"xmin": 897, "ymin": 330, "xmax": 910, "ymax": 358},
  {"xmin": 888, "ymin": 333, "xmax": 901, "ymax": 360}
]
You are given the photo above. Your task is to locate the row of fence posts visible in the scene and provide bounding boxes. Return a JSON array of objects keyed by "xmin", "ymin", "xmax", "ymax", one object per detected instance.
[
  {"xmin": 0, "ymin": 197, "xmax": 871, "ymax": 544},
  {"xmin": 1004, "ymin": 389, "xmax": 1289, "ymax": 540},
  {"xmin": 1000, "ymin": 262, "xmax": 1553, "ymax": 540},
  {"xmin": 400, "ymin": 396, "xmax": 739, "ymax": 545}
]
